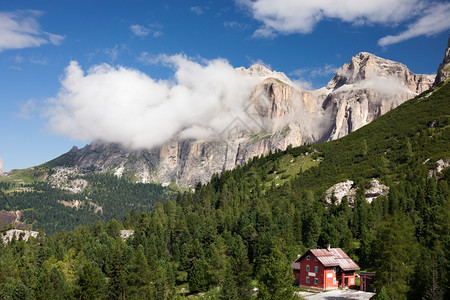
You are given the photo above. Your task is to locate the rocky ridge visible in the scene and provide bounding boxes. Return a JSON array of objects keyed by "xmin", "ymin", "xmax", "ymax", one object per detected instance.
[
  {"xmin": 48, "ymin": 52, "xmax": 435, "ymax": 187},
  {"xmin": 434, "ymin": 32, "xmax": 450, "ymax": 85}
]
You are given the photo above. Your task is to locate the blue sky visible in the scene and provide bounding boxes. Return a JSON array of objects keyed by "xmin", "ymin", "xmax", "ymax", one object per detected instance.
[{"xmin": 1, "ymin": 0, "xmax": 450, "ymax": 171}]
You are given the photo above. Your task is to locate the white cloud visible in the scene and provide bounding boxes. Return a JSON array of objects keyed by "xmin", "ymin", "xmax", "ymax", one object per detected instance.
[
  {"xmin": 224, "ymin": 21, "xmax": 250, "ymax": 31},
  {"xmin": 291, "ymin": 64, "xmax": 337, "ymax": 79},
  {"xmin": 190, "ymin": 6, "xmax": 208, "ymax": 15},
  {"xmin": 130, "ymin": 24, "xmax": 150, "ymax": 37},
  {"xmin": 239, "ymin": 0, "xmax": 450, "ymax": 45},
  {"xmin": 289, "ymin": 64, "xmax": 337, "ymax": 89},
  {"xmin": 292, "ymin": 78, "xmax": 313, "ymax": 90},
  {"xmin": 130, "ymin": 24, "xmax": 162, "ymax": 38},
  {"xmin": 17, "ymin": 99, "xmax": 37, "ymax": 119},
  {"xmin": 0, "ymin": 10, "xmax": 64, "ymax": 51},
  {"xmin": 378, "ymin": 2, "xmax": 450, "ymax": 46},
  {"xmin": 105, "ymin": 45, "xmax": 120, "ymax": 61},
  {"xmin": 45, "ymin": 56, "xmax": 261, "ymax": 149},
  {"xmin": 137, "ymin": 51, "xmax": 162, "ymax": 65},
  {"xmin": 13, "ymin": 54, "xmax": 24, "ymax": 63},
  {"xmin": 238, "ymin": 0, "xmax": 422, "ymax": 37},
  {"xmin": 29, "ymin": 55, "xmax": 48, "ymax": 65}
]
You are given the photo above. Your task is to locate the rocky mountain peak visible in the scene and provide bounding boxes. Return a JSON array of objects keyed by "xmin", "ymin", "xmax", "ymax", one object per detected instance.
[
  {"xmin": 434, "ymin": 32, "xmax": 450, "ymax": 85},
  {"xmin": 327, "ymin": 52, "xmax": 434, "ymax": 93},
  {"xmin": 237, "ymin": 64, "xmax": 291, "ymax": 83}
]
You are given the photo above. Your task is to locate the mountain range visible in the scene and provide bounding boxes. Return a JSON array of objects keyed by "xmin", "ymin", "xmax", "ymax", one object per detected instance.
[{"xmin": 43, "ymin": 49, "xmax": 440, "ymax": 187}]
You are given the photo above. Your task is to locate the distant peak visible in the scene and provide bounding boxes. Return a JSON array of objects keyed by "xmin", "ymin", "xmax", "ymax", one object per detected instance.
[
  {"xmin": 238, "ymin": 64, "xmax": 292, "ymax": 84},
  {"xmin": 248, "ymin": 63, "xmax": 271, "ymax": 72},
  {"xmin": 355, "ymin": 51, "xmax": 374, "ymax": 57},
  {"xmin": 327, "ymin": 51, "xmax": 434, "ymax": 93}
]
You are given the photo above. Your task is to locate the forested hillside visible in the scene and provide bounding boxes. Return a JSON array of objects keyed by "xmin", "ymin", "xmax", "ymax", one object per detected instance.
[
  {"xmin": 0, "ymin": 81, "xmax": 449, "ymax": 299},
  {"xmin": 0, "ymin": 174, "xmax": 173, "ymax": 234}
]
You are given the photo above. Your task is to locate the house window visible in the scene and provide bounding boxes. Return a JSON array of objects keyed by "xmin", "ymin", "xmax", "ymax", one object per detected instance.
[
  {"xmin": 306, "ymin": 255, "xmax": 310, "ymax": 260},
  {"xmin": 333, "ymin": 278, "xmax": 336, "ymax": 285},
  {"xmin": 351, "ymin": 278, "xmax": 354, "ymax": 284},
  {"xmin": 333, "ymin": 267, "xmax": 337, "ymax": 273},
  {"xmin": 314, "ymin": 278, "xmax": 319, "ymax": 284},
  {"xmin": 314, "ymin": 257, "xmax": 318, "ymax": 261},
  {"xmin": 306, "ymin": 277, "xmax": 310, "ymax": 283},
  {"xmin": 306, "ymin": 265, "xmax": 310, "ymax": 271},
  {"xmin": 296, "ymin": 274, "xmax": 300, "ymax": 279},
  {"xmin": 314, "ymin": 266, "xmax": 319, "ymax": 273}
]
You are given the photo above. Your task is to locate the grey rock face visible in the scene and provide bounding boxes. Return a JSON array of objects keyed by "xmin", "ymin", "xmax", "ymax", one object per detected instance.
[
  {"xmin": 54, "ymin": 52, "xmax": 435, "ymax": 187},
  {"xmin": 325, "ymin": 179, "xmax": 389, "ymax": 206},
  {"xmin": 434, "ymin": 32, "xmax": 450, "ymax": 85},
  {"xmin": 324, "ymin": 52, "xmax": 434, "ymax": 140}
]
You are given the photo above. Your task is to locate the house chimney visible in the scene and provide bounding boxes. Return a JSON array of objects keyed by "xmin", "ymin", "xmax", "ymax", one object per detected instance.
[{"xmin": 327, "ymin": 244, "xmax": 331, "ymax": 251}]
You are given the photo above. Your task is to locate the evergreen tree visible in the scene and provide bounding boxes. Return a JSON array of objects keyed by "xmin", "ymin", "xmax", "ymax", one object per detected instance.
[
  {"xmin": 257, "ymin": 248, "xmax": 296, "ymax": 300},
  {"xmin": 372, "ymin": 213, "xmax": 419, "ymax": 299},
  {"xmin": 128, "ymin": 245, "xmax": 153, "ymax": 299},
  {"xmin": 219, "ymin": 262, "xmax": 240, "ymax": 300},
  {"xmin": 75, "ymin": 261, "xmax": 106, "ymax": 300},
  {"xmin": 188, "ymin": 258, "xmax": 211, "ymax": 293}
]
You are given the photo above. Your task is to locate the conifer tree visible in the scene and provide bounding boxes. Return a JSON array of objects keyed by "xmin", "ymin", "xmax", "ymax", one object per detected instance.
[
  {"xmin": 372, "ymin": 213, "xmax": 419, "ymax": 299},
  {"xmin": 257, "ymin": 247, "xmax": 296, "ymax": 300}
]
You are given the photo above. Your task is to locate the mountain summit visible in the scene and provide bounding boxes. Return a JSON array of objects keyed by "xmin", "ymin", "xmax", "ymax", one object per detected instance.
[
  {"xmin": 46, "ymin": 52, "xmax": 435, "ymax": 186},
  {"xmin": 435, "ymin": 32, "xmax": 450, "ymax": 85}
]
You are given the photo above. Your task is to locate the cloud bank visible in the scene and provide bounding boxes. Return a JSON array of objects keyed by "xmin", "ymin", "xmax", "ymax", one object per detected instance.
[
  {"xmin": 46, "ymin": 56, "xmax": 260, "ymax": 149},
  {"xmin": 239, "ymin": 0, "xmax": 450, "ymax": 46},
  {"xmin": 378, "ymin": 2, "xmax": 450, "ymax": 46},
  {"xmin": 0, "ymin": 10, "xmax": 64, "ymax": 51},
  {"xmin": 130, "ymin": 24, "xmax": 162, "ymax": 38}
]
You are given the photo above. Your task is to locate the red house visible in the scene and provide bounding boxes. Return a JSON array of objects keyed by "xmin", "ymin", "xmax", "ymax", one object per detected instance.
[{"xmin": 291, "ymin": 246, "xmax": 360, "ymax": 291}]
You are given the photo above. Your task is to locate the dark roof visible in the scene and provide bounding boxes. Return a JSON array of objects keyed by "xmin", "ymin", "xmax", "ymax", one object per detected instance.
[{"xmin": 292, "ymin": 248, "xmax": 360, "ymax": 272}]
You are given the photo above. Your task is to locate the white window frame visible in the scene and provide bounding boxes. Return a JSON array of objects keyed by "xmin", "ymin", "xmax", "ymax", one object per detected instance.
[
  {"xmin": 314, "ymin": 278, "xmax": 319, "ymax": 284},
  {"xmin": 314, "ymin": 266, "xmax": 319, "ymax": 273},
  {"xmin": 306, "ymin": 265, "xmax": 310, "ymax": 271},
  {"xmin": 306, "ymin": 255, "xmax": 310, "ymax": 260},
  {"xmin": 306, "ymin": 277, "xmax": 310, "ymax": 283}
]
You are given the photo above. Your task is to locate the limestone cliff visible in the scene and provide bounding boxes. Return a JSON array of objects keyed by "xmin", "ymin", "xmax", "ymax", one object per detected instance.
[
  {"xmin": 324, "ymin": 52, "xmax": 434, "ymax": 140},
  {"xmin": 50, "ymin": 52, "xmax": 435, "ymax": 187},
  {"xmin": 435, "ymin": 32, "xmax": 450, "ymax": 85}
]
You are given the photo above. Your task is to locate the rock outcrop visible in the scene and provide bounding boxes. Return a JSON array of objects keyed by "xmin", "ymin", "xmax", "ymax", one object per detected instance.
[
  {"xmin": 325, "ymin": 180, "xmax": 356, "ymax": 205},
  {"xmin": 325, "ymin": 179, "xmax": 389, "ymax": 206},
  {"xmin": 429, "ymin": 158, "xmax": 450, "ymax": 178},
  {"xmin": 49, "ymin": 52, "xmax": 435, "ymax": 187},
  {"xmin": 1, "ymin": 229, "xmax": 39, "ymax": 244},
  {"xmin": 434, "ymin": 32, "xmax": 450, "ymax": 85}
]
